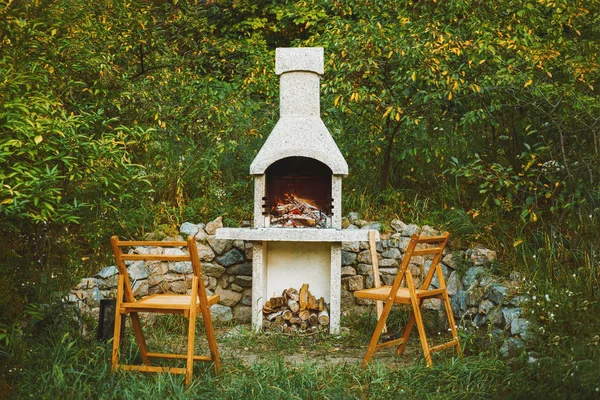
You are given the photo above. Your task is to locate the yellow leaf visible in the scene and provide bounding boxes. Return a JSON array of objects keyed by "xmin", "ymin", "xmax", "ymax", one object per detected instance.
[
  {"xmin": 547, "ymin": 71, "xmax": 552, "ymax": 78},
  {"xmin": 524, "ymin": 79, "xmax": 533, "ymax": 88},
  {"xmin": 1, "ymin": 198, "xmax": 13, "ymax": 205},
  {"xmin": 472, "ymin": 210, "xmax": 479, "ymax": 219},
  {"xmin": 414, "ymin": 119, "xmax": 419, "ymax": 125},
  {"xmin": 532, "ymin": 213, "xmax": 538, "ymax": 222},
  {"xmin": 513, "ymin": 239, "xmax": 524, "ymax": 247},
  {"xmin": 382, "ymin": 106, "xmax": 393, "ymax": 118},
  {"xmin": 387, "ymin": 51, "xmax": 393, "ymax": 58},
  {"xmin": 411, "ymin": 71, "xmax": 416, "ymax": 82},
  {"xmin": 154, "ymin": 113, "xmax": 159, "ymax": 120},
  {"xmin": 377, "ymin": 22, "xmax": 382, "ymax": 30},
  {"xmin": 334, "ymin": 96, "xmax": 341, "ymax": 106},
  {"xmin": 448, "ymin": 91, "xmax": 453, "ymax": 100},
  {"xmin": 34, "ymin": 135, "xmax": 43, "ymax": 144},
  {"xmin": 395, "ymin": 113, "xmax": 400, "ymax": 121}
]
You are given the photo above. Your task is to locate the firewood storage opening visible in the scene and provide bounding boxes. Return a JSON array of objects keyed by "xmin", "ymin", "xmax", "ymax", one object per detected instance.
[
  {"xmin": 265, "ymin": 157, "xmax": 333, "ymax": 228},
  {"xmin": 263, "ymin": 284, "xmax": 330, "ymax": 333}
]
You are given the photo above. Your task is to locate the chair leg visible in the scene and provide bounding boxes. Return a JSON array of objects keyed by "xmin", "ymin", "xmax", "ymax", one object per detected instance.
[
  {"xmin": 442, "ymin": 288, "xmax": 462, "ymax": 357},
  {"xmin": 407, "ymin": 272, "xmax": 432, "ymax": 366},
  {"xmin": 112, "ymin": 309, "xmax": 123, "ymax": 370},
  {"xmin": 361, "ymin": 300, "xmax": 394, "ymax": 367},
  {"xmin": 199, "ymin": 302, "xmax": 221, "ymax": 373},
  {"xmin": 130, "ymin": 312, "xmax": 151, "ymax": 365},
  {"xmin": 185, "ymin": 307, "xmax": 197, "ymax": 385},
  {"xmin": 396, "ymin": 312, "xmax": 415, "ymax": 356}
]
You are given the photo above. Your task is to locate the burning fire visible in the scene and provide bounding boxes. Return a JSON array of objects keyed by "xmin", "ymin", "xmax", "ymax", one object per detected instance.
[{"xmin": 271, "ymin": 193, "xmax": 327, "ymax": 228}]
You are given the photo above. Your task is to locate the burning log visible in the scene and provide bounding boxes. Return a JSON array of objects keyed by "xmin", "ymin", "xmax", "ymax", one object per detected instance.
[
  {"xmin": 262, "ymin": 283, "xmax": 330, "ymax": 333},
  {"xmin": 270, "ymin": 193, "xmax": 328, "ymax": 228}
]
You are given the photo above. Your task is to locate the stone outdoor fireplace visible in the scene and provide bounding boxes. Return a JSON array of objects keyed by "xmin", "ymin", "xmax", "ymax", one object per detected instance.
[{"xmin": 216, "ymin": 48, "xmax": 377, "ymax": 333}]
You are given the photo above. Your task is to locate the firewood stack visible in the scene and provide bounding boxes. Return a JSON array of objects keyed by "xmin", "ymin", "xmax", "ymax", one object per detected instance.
[
  {"xmin": 262, "ymin": 284, "xmax": 330, "ymax": 333},
  {"xmin": 270, "ymin": 193, "xmax": 327, "ymax": 228}
]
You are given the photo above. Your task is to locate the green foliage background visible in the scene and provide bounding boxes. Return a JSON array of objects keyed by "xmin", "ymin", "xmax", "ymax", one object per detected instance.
[{"xmin": 1, "ymin": 0, "xmax": 599, "ymax": 394}]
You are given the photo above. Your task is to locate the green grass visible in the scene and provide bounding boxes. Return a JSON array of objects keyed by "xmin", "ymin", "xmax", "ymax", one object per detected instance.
[{"xmin": 5, "ymin": 302, "xmax": 599, "ymax": 400}]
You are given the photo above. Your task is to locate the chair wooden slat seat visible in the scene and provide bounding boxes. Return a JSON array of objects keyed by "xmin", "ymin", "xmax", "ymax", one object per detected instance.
[
  {"xmin": 355, "ymin": 232, "xmax": 462, "ymax": 367},
  {"xmin": 110, "ymin": 235, "xmax": 221, "ymax": 385}
]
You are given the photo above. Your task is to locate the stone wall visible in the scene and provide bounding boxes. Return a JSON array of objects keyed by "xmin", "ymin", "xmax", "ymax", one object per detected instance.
[{"xmin": 69, "ymin": 213, "xmax": 532, "ymax": 353}]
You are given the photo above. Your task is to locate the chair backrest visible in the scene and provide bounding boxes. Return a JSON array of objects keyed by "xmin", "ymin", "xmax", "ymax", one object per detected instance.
[
  {"xmin": 394, "ymin": 232, "xmax": 450, "ymax": 291},
  {"xmin": 110, "ymin": 236, "xmax": 206, "ymax": 303}
]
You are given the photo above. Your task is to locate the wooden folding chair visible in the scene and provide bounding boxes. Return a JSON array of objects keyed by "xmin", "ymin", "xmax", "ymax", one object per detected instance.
[
  {"xmin": 354, "ymin": 232, "xmax": 462, "ymax": 367},
  {"xmin": 110, "ymin": 235, "xmax": 221, "ymax": 385}
]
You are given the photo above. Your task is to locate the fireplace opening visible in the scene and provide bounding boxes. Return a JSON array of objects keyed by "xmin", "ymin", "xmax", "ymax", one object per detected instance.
[{"xmin": 265, "ymin": 157, "xmax": 332, "ymax": 228}]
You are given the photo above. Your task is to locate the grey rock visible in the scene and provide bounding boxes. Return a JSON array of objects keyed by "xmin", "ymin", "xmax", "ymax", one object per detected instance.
[
  {"xmin": 346, "ymin": 224, "xmax": 359, "ymax": 230},
  {"xmin": 357, "ymin": 264, "xmax": 373, "ymax": 275},
  {"xmin": 210, "ymin": 304, "xmax": 233, "ymax": 322},
  {"xmin": 97, "ymin": 275, "xmax": 118, "ymax": 290},
  {"xmin": 217, "ymin": 249, "xmax": 245, "ymax": 267},
  {"xmin": 196, "ymin": 243, "xmax": 215, "ymax": 262},
  {"xmin": 96, "ymin": 266, "xmax": 118, "ymax": 279},
  {"xmin": 462, "ymin": 266, "xmax": 489, "ymax": 288},
  {"xmin": 342, "ymin": 250, "xmax": 357, "ymax": 265},
  {"xmin": 341, "ymin": 266, "xmax": 356, "ymax": 277},
  {"xmin": 216, "ymin": 287, "xmax": 242, "ymax": 307},
  {"xmin": 487, "ymin": 283, "xmax": 509, "ymax": 304},
  {"xmin": 202, "ymin": 263, "xmax": 226, "ymax": 278},
  {"xmin": 423, "ymin": 298, "xmax": 442, "ymax": 310},
  {"xmin": 451, "ymin": 290, "xmax": 468, "ymax": 315},
  {"xmin": 401, "ymin": 224, "xmax": 419, "ymax": 237},
  {"xmin": 233, "ymin": 240, "xmax": 245, "ymax": 250},
  {"xmin": 354, "ymin": 219, "xmax": 368, "ymax": 228},
  {"xmin": 227, "ymin": 262, "xmax": 252, "ymax": 276},
  {"xmin": 499, "ymin": 337, "xmax": 525, "ymax": 358},
  {"xmin": 205, "ymin": 216, "xmax": 223, "ymax": 235},
  {"xmin": 382, "ymin": 248, "xmax": 402, "ymax": 259},
  {"xmin": 365, "ymin": 274, "xmax": 374, "ymax": 289},
  {"xmin": 423, "ymin": 261, "xmax": 448, "ymax": 289},
  {"xmin": 341, "ymin": 217, "xmax": 351, "ymax": 229},
  {"xmin": 511, "ymin": 318, "xmax": 530, "ymax": 335},
  {"xmin": 244, "ymin": 242, "xmax": 253, "ymax": 260},
  {"xmin": 467, "ymin": 286, "xmax": 486, "ymax": 307},
  {"xmin": 342, "ymin": 275, "xmax": 364, "ymax": 291},
  {"xmin": 233, "ymin": 305, "xmax": 252, "ymax": 323},
  {"xmin": 378, "ymin": 258, "xmax": 398, "ymax": 268},
  {"xmin": 194, "ymin": 229, "xmax": 208, "ymax": 242},
  {"xmin": 234, "ymin": 276, "xmax": 252, "ymax": 288},
  {"xmin": 132, "ymin": 280, "xmax": 149, "ymax": 297},
  {"xmin": 168, "ymin": 261, "xmax": 192, "ymax": 274},
  {"xmin": 375, "ymin": 240, "xmax": 387, "ymax": 252},
  {"xmin": 390, "ymin": 219, "xmax": 406, "ymax": 233},
  {"xmin": 203, "ymin": 276, "xmax": 218, "ymax": 290},
  {"xmin": 469, "ymin": 247, "xmax": 497, "ymax": 266},
  {"xmin": 479, "ymin": 299, "xmax": 495, "ymax": 315},
  {"xmin": 379, "ymin": 267, "xmax": 398, "ymax": 275},
  {"xmin": 359, "ymin": 241, "xmax": 369, "ymax": 250},
  {"xmin": 89, "ymin": 287, "xmax": 104, "ymax": 307},
  {"xmin": 446, "ymin": 271, "xmax": 464, "ymax": 296},
  {"xmin": 473, "ymin": 313, "xmax": 487, "ymax": 327},
  {"xmin": 342, "ymin": 241, "xmax": 360, "ymax": 252},
  {"xmin": 502, "ymin": 307, "xmax": 523, "ymax": 329},
  {"xmin": 361, "ymin": 222, "xmax": 382, "ymax": 231},
  {"xmin": 347, "ymin": 212, "xmax": 361, "ymax": 223},
  {"xmin": 509, "ymin": 295, "xmax": 530, "ymax": 306},
  {"xmin": 421, "ymin": 225, "xmax": 439, "ymax": 236},
  {"xmin": 75, "ymin": 278, "xmax": 98, "ymax": 290},
  {"xmin": 442, "ymin": 253, "xmax": 461, "ymax": 269},
  {"xmin": 241, "ymin": 295, "xmax": 252, "ymax": 307},
  {"xmin": 230, "ymin": 283, "xmax": 243, "ymax": 292},
  {"xmin": 396, "ymin": 237, "xmax": 412, "ymax": 252},
  {"xmin": 487, "ymin": 308, "xmax": 505, "ymax": 327},
  {"xmin": 480, "ymin": 275, "xmax": 494, "ymax": 287},
  {"xmin": 180, "ymin": 222, "xmax": 199, "ymax": 237},
  {"xmin": 128, "ymin": 262, "xmax": 151, "ymax": 280},
  {"xmin": 207, "ymin": 236, "xmax": 233, "ymax": 255},
  {"xmin": 381, "ymin": 275, "xmax": 395, "ymax": 285}
]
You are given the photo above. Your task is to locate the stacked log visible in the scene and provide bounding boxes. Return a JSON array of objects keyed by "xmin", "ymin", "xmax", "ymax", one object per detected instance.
[
  {"xmin": 262, "ymin": 283, "xmax": 329, "ymax": 333},
  {"xmin": 270, "ymin": 194, "xmax": 328, "ymax": 228}
]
